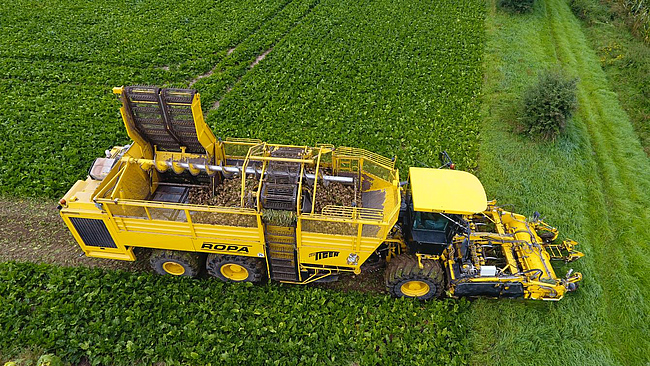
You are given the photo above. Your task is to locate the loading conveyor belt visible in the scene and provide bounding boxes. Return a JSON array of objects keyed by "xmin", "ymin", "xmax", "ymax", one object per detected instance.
[{"xmin": 122, "ymin": 86, "xmax": 205, "ymax": 154}]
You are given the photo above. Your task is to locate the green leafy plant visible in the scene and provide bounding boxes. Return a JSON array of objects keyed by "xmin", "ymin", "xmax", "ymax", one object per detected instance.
[
  {"xmin": 521, "ymin": 69, "xmax": 579, "ymax": 140},
  {"xmin": 261, "ymin": 208, "xmax": 297, "ymax": 226},
  {"xmin": 0, "ymin": 262, "xmax": 470, "ymax": 365}
]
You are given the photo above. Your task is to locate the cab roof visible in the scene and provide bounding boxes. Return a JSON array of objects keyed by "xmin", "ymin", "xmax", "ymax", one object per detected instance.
[{"xmin": 409, "ymin": 167, "xmax": 487, "ymax": 215}]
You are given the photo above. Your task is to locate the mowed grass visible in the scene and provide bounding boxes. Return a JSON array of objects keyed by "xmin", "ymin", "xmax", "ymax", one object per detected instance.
[{"xmin": 470, "ymin": 0, "xmax": 650, "ymax": 364}]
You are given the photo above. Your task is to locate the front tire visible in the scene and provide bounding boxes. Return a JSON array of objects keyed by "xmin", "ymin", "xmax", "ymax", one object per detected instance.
[
  {"xmin": 150, "ymin": 250, "xmax": 202, "ymax": 277},
  {"xmin": 206, "ymin": 254, "xmax": 266, "ymax": 283},
  {"xmin": 385, "ymin": 254, "xmax": 445, "ymax": 300}
]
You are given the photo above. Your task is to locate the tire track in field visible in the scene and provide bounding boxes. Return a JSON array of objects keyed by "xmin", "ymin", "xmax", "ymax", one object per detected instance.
[
  {"xmin": 184, "ymin": 0, "xmax": 297, "ymax": 87},
  {"xmin": 191, "ymin": 0, "xmax": 323, "ymax": 110},
  {"xmin": 0, "ymin": 197, "xmax": 151, "ymax": 272}
]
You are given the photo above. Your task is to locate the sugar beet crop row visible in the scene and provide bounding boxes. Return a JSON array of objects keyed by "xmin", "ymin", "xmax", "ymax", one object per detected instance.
[
  {"xmin": 0, "ymin": 262, "xmax": 470, "ymax": 365},
  {"xmin": 0, "ymin": 0, "xmax": 484, "ymax": 198},
  {"xmin": 208, "ymin": 0, "xmax": 485, "ymax": 174}
]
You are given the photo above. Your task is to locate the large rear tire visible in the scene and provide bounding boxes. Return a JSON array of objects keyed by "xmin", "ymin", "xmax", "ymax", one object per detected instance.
[
  {"xmin": 206, "ymin": 254, "xmax": 266, "ymax": 283},
  {"xmin": 385, "ymin": 254, "xmax": 445, "ymax": 300},
  {"xmin": 150, "ymin": 250, "xmax": 202, "ymax": 277}
]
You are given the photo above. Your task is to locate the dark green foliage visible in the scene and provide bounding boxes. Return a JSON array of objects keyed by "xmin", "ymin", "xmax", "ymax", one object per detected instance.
[
  {"xmin": 521, "ymin": 69, "xmax": 578, "ymax": 140},
  {"xmin": 209, "ymin": 0, "xmax": 485, "ymax": 175},
  {"xmin": 0, "ymin": 262, "xmax": 470, "ymax": 365},
  {"xmin": 498, "ymin": 0, "xmax": 535, "ymax": 13},
  {"xmin": 0, "ymin": 0, "xmax": 485, "ymax": 198},
  {"xmin": 568, "ymin": 0, "xmax": 610, "ymax": 22}
]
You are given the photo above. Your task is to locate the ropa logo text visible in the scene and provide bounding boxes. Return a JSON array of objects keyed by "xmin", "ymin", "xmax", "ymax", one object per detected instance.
[
  {"xmin": 309, "ymin": 251, "xmax": 340, "ymax": 261},
  {"xmin": 202, "ymin": 243, "xmax": 250, "ymax": 253}
]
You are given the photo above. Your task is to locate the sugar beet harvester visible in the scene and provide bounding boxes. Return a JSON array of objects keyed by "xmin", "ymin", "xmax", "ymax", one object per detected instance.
[{"xmin": 59, "ymin": 86, "xmax": 584, "ymax": 301}]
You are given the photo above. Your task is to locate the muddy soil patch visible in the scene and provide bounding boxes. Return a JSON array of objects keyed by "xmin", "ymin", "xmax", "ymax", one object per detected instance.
[{"xmin": 0, "ymin": 198, "xmax": 150, "ymax": 272}]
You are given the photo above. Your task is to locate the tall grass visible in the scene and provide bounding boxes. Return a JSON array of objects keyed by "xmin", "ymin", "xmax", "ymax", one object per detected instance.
[
  {"xmin": 570, "ymin": 0, "xmax": 650, "ymax": 155},
  {"xmin": 470, "ymin": 0, "xmax": 650, "ymax": 364},
  {"xmin": 615, "ymin": 0, "xmax": 650, "ymax": 42}
]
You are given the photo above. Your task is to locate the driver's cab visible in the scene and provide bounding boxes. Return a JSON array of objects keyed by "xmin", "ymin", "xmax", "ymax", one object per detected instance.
[{"xmin": 402, "ymin": 167, "xmax": 488, "ymax": 256}]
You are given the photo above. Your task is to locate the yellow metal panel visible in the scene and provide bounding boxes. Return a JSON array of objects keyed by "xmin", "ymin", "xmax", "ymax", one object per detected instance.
[
  {"xmin": 298, "ymin": 246, "xmax": 374, "ymax": 268},
  {"xmin": 195, "ymin": 240, "xmax": 266, "ymax": 258},
  {"xmin": 192, "ymin": 224, "xmax": 261, "ymax": 242},
  {"xmin": 85, "ymin": 248, "xmax": 136, "ymax": 261},
  {"xmin": 190, "ymin": 93, "xmax": 217, "ymax": 160},
  {"xmin": 111, "ymin": 230, "xmax": 195, "ymax": 251},
  {"xmin": 409, "ymin": 167, "xmax": 487, "ymax": 214},
  {"xmin": 114, "ymin": 218, "xmax": 193, "ymax": 236}
]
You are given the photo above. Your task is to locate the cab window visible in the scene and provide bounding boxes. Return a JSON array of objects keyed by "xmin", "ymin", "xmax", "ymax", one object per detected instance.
[{"xmin": 413, "ymin": 212, "xmax": 448, "ymax": 231}]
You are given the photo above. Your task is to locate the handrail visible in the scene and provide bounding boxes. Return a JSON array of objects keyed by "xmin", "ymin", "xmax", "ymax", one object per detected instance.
[
  {"xmin": 240, "ymin": 143, "xmax": 264, "ymax": 207},
  {"xmin": 334, "ymin": 146, "xmax": 395, "ymax": 170},
  {"xmin": 296, "ymin": 161, "xmax": 306, "ymax": 216},
  {"xmin": 95, "ymin": 197, "xmax": 258, "ymax": 215},
  {"xmin": 310, "ymin": 146, "xmax": 324, "ymax": 214},
  {"xmin": 225, "ymin": 137, "xmax": 263, "ymax": 144},
  {"xmin": 302, "ymin": 205, "xmax": 385, "ymax": 224}
]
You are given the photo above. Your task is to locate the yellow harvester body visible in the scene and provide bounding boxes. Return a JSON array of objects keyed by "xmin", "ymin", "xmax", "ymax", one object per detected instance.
[
  {"xmin": 60, "ymin": 86, "xmax": 584, "ymax": 299},
  {"xmin": 60, "ymin": 86, "xmax": 401, "ymax": 283}
]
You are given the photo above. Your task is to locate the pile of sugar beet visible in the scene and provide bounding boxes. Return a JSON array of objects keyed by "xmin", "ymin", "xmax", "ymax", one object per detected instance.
[{"xmin": 187, "ymin": 175, "xmax": 360, "ymax": 212}]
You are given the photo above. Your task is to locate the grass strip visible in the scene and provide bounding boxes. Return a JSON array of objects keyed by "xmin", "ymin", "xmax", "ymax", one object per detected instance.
[
  {"xmin": 570, "ymin": 0, "xmax": 650, "ymax": 155},
  {"xmin": 470, "ymin": 0, "xmax": 650, "ymax": 364}
]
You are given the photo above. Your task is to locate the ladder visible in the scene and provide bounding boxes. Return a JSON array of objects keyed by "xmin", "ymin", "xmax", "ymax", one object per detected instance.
[{"xmin": 265, "ymin": 225, "xmax": 299, "ymax": 281}]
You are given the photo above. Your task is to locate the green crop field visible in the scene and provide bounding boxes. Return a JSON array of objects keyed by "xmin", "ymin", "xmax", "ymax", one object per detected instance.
[
  {"xmin": 2, "ymin": 0, "xmax": 649, "ymax": 364},
  {"xmin": 0, "ymin": 0, "xmax": 483, "ymax": 198},
  {"xmin": 1, "ymin": 0, "xmax": 485, "ymax": 364},
  {"xmin": 0, "ymin": 262, "xmax": 469, "ymax": 365}
]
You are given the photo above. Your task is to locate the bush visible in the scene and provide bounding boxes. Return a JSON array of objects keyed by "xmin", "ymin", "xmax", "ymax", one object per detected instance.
[
  {"xmin": 521, "ymin": 69, "xmax": 579, "ymax": 140},
  {"xmin": 499, "ymin": 0, "xmax": 535, "ymax": 14}
]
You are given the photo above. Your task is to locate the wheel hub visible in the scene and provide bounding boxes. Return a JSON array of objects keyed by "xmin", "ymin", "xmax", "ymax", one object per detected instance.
[
  {"xmin": 401, "ymin": 280, "xmax": 430, "ymax": 297},
  {"xmin": 162, "ymin": 261, "xmax": 186, "ymax": 276},
  {"xmin": 220, "ymin": 264, "xmax": 249, "ymax": 281}
]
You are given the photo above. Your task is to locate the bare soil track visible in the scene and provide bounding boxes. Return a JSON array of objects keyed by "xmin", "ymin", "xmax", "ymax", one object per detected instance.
[{"xmin": 0, "ymin": 198, "xmax": 149, "ymax": 271}]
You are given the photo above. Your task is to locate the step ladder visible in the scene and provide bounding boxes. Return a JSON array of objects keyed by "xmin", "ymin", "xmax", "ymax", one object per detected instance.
[{"xmin": 265, "ymin": 225, "xmax": 299, "ymax": 281}]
